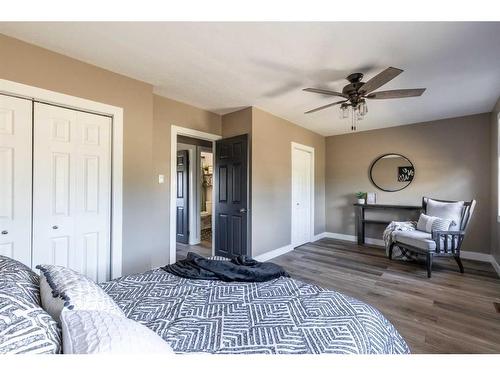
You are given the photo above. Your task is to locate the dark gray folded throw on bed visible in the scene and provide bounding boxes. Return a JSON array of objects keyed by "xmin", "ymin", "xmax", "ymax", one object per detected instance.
[{"xmin": 161, "ymin": 252, "xmax": 290, "ymax": 282}]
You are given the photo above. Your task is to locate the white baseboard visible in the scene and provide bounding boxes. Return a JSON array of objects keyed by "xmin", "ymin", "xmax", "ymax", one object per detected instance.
[
  {"xmin": 254, "ymin": 244, "xmax": 294, "ymax": 262},
  {"xmin": 491, "ymin": 257, "xmax": 500, "ymax": 276},
  {"xmin": 461, "ymin": 251, "xmax": 500, "ymax": 277},
  {"xmin": 460, "ymin": 251, "xmax": 493, "ymax": 262},
  {"xmin": 314, "ymin": 232, "xmax": 500, "ymax": 277}
]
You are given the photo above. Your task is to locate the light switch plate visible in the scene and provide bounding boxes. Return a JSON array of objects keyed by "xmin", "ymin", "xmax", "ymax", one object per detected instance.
[{"xmin": 158, "ymin": 174, "xmax": 165, "ymax": 184}]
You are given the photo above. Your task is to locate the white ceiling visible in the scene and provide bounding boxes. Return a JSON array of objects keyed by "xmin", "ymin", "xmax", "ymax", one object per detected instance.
[{"xmin": 1, "ymin": 22, "xmax": 499, "ymax": 136}]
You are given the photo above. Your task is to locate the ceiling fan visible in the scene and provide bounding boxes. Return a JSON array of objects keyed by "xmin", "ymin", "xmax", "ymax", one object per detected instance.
[{"xmin": 303, "ymin": 67, "xmax": 426, "ymax": 131}]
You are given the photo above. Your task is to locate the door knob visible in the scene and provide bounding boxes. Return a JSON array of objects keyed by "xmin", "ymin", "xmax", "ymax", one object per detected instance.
[
  {"xmin": 52, "ymin": 225, "xmax": 59, "ymax": 230},
  {"xmin": 239, "ymin": 208, "xmax": 247, "ymax": 214},
  {"xmin": 1, "ymin": 230, "xmax": 7, "ymax": 235}
]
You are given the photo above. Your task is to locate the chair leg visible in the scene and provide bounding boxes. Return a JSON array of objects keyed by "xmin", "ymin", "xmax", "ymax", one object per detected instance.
[
  {"xmin": 454, "ymin": 255, "xmax": 464, "ymax": 274},
  {"xmin": 426, "ymin": 253, "xmax": 433, "ymax": 278},
  {"xmin": 388, "ymin": 243, "xmax": 394, "ymax": 260}
]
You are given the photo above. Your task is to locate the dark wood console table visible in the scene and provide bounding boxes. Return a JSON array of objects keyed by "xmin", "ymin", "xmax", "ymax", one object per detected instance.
[{"xmin": 354, "ymin": 203, "xmax": 422, "ymax": 245}]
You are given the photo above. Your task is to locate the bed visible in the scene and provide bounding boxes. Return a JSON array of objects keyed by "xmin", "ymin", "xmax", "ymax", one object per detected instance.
[{"xmin": 101, "ymin": 269, "xmax": 410, "ymax": 354}]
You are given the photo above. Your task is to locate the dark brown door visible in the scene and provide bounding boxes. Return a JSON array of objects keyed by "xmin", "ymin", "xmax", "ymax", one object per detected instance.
[
  {"xmin": 214, "ymin": 134, "xmax": 249, "ymax": 257},
  {"xmin": 176, "ymin": 150, "xmax": 189, "ymax": 244}
]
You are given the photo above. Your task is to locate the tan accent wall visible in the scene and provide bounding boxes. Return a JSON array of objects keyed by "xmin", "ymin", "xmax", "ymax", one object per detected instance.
[
  {"xmin": 325, "ymin": 113, "xmax": 491, "ymax": 253},
  {"xmin": 152, "ymin": 94, "xmax": 221, "ymax": 265},
  {"xmin": 251, "ymin": 108, "xmax": 326, "ymax": 256},
  {"xmin": 221, "ymin": 107, "xmax": 252, "ymax": 138},
  {"xmin": 491, "ymin": 97, "xmax": 500, "ymax": 263}
]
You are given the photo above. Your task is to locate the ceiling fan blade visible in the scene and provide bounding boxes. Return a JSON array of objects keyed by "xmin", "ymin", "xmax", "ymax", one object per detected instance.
[
  {"xmin": 305, "ymin": 100, "xmax": 347, "ymax": 114},
  {"xmin": 359, "ymin": 67, "xmax": 403, "ymax": 94},
  {"xmin": 303, "ymin": 88, "xmax": 348, "ymax": 98},
  {"xmin": 366, "ymin": 88, "xmax": 426, "ymax": 99}
]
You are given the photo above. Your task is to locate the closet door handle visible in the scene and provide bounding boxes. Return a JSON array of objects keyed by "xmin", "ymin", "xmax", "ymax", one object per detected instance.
[
  {"xmin": 1, "ymin": 230, "xmax": 7, "ymax": 235},
  {"xmin": 52, "ymin": 225, "xmax": 59, "ymax": 230}
]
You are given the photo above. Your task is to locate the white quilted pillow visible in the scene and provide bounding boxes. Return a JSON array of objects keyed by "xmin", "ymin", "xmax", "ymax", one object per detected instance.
[
  {"xmin": 37, "ymin": 265, "xmax": 124, "ymax": 322},
  {"xmin": 61, "ymin": 310, "xmax": 173, "ymax": 354}
]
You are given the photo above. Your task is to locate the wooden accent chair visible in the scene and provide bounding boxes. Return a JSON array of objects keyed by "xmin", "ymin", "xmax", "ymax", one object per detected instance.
[{"xmin": 389, "ymin": 197, "xmax": 476, "ymax": 278}]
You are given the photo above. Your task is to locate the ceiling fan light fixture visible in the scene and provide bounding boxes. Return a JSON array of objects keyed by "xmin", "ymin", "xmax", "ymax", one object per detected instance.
[
  {"xmin": 358, "ymin": 100, "xmax": 368, "ymax": 117},
  {"xmin": 339, "ymin": 103, "xmax": 349, "ymax": 119}
]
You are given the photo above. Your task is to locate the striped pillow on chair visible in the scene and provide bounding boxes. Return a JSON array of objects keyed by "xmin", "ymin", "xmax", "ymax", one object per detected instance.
[{"xmin": 417, "ymin": 213, "xmax": 453, "ymax": 233}]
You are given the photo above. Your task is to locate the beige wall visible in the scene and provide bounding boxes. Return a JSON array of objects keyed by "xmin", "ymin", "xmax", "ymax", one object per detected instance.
[
  {"xmin": 221, "ymin": 107, "xmax": 252, "ymax": 138},
  {"xmin": 0, "ymin": 34, "xmax": 223, "ymax": 274},
  {"xmin": 152, "ymin": 95, "xmax": 221, "ymax": 265},
  {"xmin": 0, "ymin": 34, "xmax": 156, "ymax": 275},
  {"xmin": 0, "ymin": 32, "xmax": 324, "ymax": 268},
  {"xmin": 325, "ymin": 113, "xmax": 491, "ymax": 253},
  {"xmin": 491, "ymin": 97, "xmax": 500, "ymax": 263},
  {"xmin": 251, "ymin": 108, "xmax": 326, "ymax": 256},
  {"xmin": 221, "ymin": 107, "xmax": 326, "ymax": 257}
]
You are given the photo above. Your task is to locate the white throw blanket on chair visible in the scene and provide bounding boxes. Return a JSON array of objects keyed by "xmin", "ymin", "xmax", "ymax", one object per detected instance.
[{"xmin": 383, "ymin": 221, "xmax": 418, "ymax": 261}]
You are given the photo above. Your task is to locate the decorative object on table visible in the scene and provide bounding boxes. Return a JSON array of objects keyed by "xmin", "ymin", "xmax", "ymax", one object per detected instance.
[
  {"xmin": 366, "ymin": 192, "xmax": 377, "ymax": 204},
  {"xmin": 302, "ymin": 66, "xmax": 426, "ymax": 132},
  {"xmin": 388, "ymin": 197, "xmax": 476, "ymax": 278},
  {"xmin": 369, "ymin": 153, "xmax": 415, "ymax": 192},
  {"xmin": 355, "ymin": 192, "xmax": 366, "ymax": 204}
]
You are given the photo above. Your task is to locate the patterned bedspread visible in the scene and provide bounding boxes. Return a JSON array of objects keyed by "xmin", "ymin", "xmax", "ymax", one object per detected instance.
[{"xmin": 101, "ymin": 269, "xmax": 409, "ymax": 354}]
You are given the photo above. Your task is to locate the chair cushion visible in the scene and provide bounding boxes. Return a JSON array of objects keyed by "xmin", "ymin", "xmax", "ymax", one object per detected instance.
[
  {"xmin": 416, "ymin": 213, "xmax": 453, "ymax": 233},
  {"xmin": 393, "ymin": 230, "xmax": 436, "ymax": 251},
  {"xmin": 425, "ymin": 198, "xmax": 464, "ymax": 231}
]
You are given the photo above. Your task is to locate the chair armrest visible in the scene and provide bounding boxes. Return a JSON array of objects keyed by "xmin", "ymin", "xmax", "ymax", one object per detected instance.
[{"xmin": 431, "ymin": 230, "xmax": 465, "ymax": 253}]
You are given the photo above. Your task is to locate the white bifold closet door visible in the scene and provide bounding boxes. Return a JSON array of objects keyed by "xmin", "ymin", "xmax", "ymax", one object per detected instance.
[
  {"xmin": 0, "ymin": 94, "xmax": 32, "ymax": 267},
  {"xmin": 32, "ymin": 103, "xmax": 112, "ymax": 282}
]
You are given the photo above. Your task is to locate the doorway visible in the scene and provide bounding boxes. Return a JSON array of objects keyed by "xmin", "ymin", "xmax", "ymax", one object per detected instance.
[
  {"xmin": 291, "ymin": 142, "xmax": 315, "ymax": 248},
  {"xmin": 170, "ymin": 126, "xmax": 251, "ymax": 264},
  {"xmin": 175, "ymin": 137, "xmax": 214, "ymax": 260},
  {"xmin": 170, "ymin": 126, "xmax": 221, "ymax": 263}
]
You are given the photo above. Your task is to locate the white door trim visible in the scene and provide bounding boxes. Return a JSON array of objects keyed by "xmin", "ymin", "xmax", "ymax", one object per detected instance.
[
  {"xmin": 170, "ymin": 125, "xmax": 221, "ymax": 264},
  {"xmin": 291, "ymin": 142, "xmax": 315, "ymax": 248},
  {"xmin": 0, "ymin": 79, "xmax": 123, "ymax": 279}
]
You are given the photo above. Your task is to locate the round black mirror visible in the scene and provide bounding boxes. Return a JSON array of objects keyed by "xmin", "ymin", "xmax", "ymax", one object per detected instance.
[{"xmin": 369, "ymin": 153, "xmax": 414, "ymax": 192}]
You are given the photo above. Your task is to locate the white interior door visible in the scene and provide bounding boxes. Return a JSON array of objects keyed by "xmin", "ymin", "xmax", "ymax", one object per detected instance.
[
  {"xmin": 33, "ymin": 103, "xmax": 112, "ymax": 282},
  {"xmin": 0, "ymin": 94, "xmax": 32, "ymax": 267},
  {"xmin": 291, "ymin": 144, "xmax": 313, "ymax": 248}
]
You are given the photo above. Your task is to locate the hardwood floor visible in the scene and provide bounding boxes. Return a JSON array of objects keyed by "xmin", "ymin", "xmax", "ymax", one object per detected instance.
[
  {"xmin": 272, "ymin": 238, "xmax": 500, "ymax": 354},
  {"xmin": 176, "ymin": 240, "xmax": 212, "ymax": 260}
]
